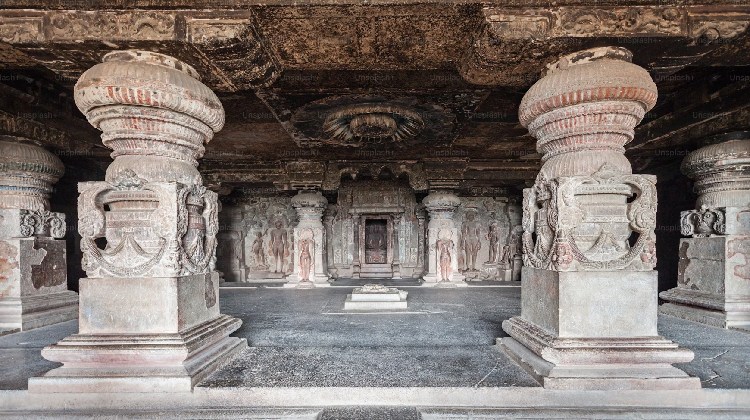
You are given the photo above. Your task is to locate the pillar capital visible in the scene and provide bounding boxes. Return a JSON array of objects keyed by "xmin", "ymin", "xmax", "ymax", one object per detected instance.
[
  {"xmin": 0, "ymin": 136, "xmax": 64, "ymax": 212},
  {"xmin": 681, "ymin": 137, "xmax": 750, "ymax": 209},
  {"xmin": 74, "ymin": 50, "xmax": 224, "ymax": 185},
  {"xmin": 519, "ymin": 46, "xmax": 657, "ymax": 180}
]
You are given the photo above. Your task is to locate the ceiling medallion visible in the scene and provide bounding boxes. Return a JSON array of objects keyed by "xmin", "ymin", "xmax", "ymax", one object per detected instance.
[
  {"xmin": 322, "ymin": 104, "xmax": 425, "ymax": 146},
  {"xmin": 290, "ymin": 95, "xmax": 455, "ymax": 148}
]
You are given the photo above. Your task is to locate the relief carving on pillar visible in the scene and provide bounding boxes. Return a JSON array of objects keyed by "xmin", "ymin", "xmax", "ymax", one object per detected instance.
[
  {"xmin": 78, "ymin": 170, "xmax": 219, "ymax": 278},
  {"xmin": 681, "ymin": 207, "xmax": 727, "ymax": 237},
  {"xmin": 436, "ymin": 230, "xmax": 455, "ymax": 282},
  {"xmin": 298, "ymin": 228, "xmax": 314, "ymax": 283},
  {"xmin": 522, "ymin": 166, "xmax": 658, "ymax": 272},
  {"xmin": 19, "ymin": 210, "xmax": 66, "ymax": 239}
]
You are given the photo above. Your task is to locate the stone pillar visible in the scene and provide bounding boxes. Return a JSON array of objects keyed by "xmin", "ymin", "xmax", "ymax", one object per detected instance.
[
  {"xmin": 422, "ymin": 190, "xmax": 466, "ymax": 287},
  {"xmin": 391, "ymin": 214, "xmax": 402, "ymax": 279},
  {"xmin": 660, "ymin": 138, "xmax": 750, "ymax": 330},
  {"xmin": 288, "ymin": 190, "xmax": 330, "ymax": 288},
  {"xmin": 507, "ymin": 201, "xmax": 523, "ymax": 281},
  {"xmin": 499, "ymin": 47, "xmax": 699, "ymax": 390},
  {"xmin": 216, "ymin": 206, "xmax": 245, "ymax": 282},
  {"xmin": 0, "ymin": 136, "xmax": 78, "ymax": 332},
  {"xmin": 30, "ymin": 51, "xmax": 246, "ymax": 393}
]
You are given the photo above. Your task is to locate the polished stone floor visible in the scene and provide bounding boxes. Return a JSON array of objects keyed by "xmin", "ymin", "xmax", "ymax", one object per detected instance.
[{"xmin": 1, "ymin": 286, "xmax": 750, "ymax": 392}]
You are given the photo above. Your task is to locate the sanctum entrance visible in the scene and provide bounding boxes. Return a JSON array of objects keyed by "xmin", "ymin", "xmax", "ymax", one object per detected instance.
[{"xmin": 357, "ymin": 215, "xmax": 396, "ymax": 278}]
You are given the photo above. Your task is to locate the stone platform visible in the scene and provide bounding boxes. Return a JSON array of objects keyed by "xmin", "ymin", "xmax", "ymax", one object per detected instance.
[{"xmin": 0, "ymin": 287, "xmax": 749, "ymax": 417}]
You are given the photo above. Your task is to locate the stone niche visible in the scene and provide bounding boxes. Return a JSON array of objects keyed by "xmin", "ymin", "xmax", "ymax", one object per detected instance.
[
  {"xmin": 218, "ymin": 196, "xmax": 298, "ymax": 282},
  {"xmin": 327, "ymin": 179, "xmax": 422, "ymax": 279},
  {"xmin": 456, "ymin": 198, "xmax": 523, "ymax": 281}
]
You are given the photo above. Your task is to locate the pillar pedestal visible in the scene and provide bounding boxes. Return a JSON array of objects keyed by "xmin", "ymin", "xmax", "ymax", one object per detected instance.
[
  {"xmin": 0, "ymin": 137, "xmax": 77, "ymax": 333},
  {"xmin": 500, "ymin": 46, "xmax": 697, "ymax": 389},
  {"xmin": 30, "ymin": 50, "xmax": 245, "ymax": 393},
  {"xmin": 660, "ymin": 138, "xmax": 750, "ymax": 331}
]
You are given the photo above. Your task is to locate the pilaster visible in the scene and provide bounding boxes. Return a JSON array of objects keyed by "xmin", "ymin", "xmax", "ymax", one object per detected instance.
[
  {"xmin": 422, "ymin": 190, "xmax": 466, "ymax": 287},
  {"xmin": 287, "ymin": 190, "xmax": 330, "ymax": 288}
]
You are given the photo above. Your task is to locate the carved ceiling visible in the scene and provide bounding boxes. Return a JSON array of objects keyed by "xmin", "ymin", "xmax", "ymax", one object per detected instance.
[{"xmin": 0, "ymin": 2, "xmax": 749, "ymax": 195}]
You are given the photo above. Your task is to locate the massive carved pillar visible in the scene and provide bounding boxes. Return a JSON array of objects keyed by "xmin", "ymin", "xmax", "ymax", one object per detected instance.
[
  {"xmin": 422, "ymin": 191, "xmax": 466, "ymax": 287},
  {"xmin": 288, "ymin": 190, "xmax": 330, "ymax": 287},
  {"xmin": 30, "ymin": 51, "xmax": 246, "ymax": 393},
  {"xmin": 500, "ymin": 47, "xmax": 698, "ymax": 389},
  {"xmin": 0, "ymin": 136, "xmax": 78, "ymax": 332},
  {"xmin": 660, "ymin": 137, "xmax": 750, "ymax": 330}
]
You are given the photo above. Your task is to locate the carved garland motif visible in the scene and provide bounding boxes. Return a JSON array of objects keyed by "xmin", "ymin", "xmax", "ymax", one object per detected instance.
[
  {"xmin": 79, "ymin": 172, "xmax": 219, "ymax": 278},
  {"xmin": 522, "ymin": 166, "xmax": 657, "ymax": 271}
]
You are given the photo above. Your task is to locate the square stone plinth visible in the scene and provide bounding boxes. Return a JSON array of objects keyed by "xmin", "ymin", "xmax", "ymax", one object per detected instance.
[
  {"xmin": 499, "ymin": 267, "xmax": 699, "ymax": 390},
  {"xmin": 344, "ymin": 284, "xmax": 408, "ymax": 310},
  {"xmin": 29, "ymin": 273, "xmax": 246, "ymax": 393},
  {"xmin": 0, "ymin": 237, "xmax": 77, "ymax": 332},
  {"xmin": 660, "ymin": 236, "xmax": 750, "ymax": 330}
]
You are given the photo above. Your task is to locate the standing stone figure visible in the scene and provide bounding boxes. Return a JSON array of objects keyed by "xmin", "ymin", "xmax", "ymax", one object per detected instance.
[
  {"xmin": 299, "ymin": 238, "xmax": 313, "ymax": 282},
  {"xmin": 461, "ymin": 211, "xmax": 482, "ymax": 271},
  {"xmin": 251, "ymin": 231, "xmax": 267, "ymax": 269},
  {"xmin": 437, "ymin": 237, "xmax": 454, "ymax": 282},
  {"xmin": 268, "ymin": 220, "xmax": 289, "ymax": 273},
  {"xmin": 487, "ymin": 221, "xmax": 500, "ymax": 263}
]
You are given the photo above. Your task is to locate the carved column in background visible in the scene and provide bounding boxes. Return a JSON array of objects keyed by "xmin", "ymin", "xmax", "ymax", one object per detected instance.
[
  {"xmin": 660, "ymin": 138, "xmax": 750, "ymax": 330},
  {"xmin": 0, "ymin": 136, "xmax": 78, "ymax": 332},
  {"xmin": 422, "ymin": 191, "xmax": 466, "ymax": 286},
  {"xmin": 500, "ymin": 47, "xmax": 699, "ymax": 389},
  {"xmin": 30, "ymin": 51, "xmax": 246, "ymax": 393},
  {"xmin": 289, "ymin": 190, "xmax": 330, "ymax": 287},
  {"xmin": 416, "ymin": 207, "xmax": 426, "ymax": 277},
  {"xmin": 216, "ymin": 206, "xmax": 245, "ymax": 282}
]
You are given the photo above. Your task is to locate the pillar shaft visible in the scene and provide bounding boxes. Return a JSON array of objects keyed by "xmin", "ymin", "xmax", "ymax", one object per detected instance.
[
  {"xmin": 660, "ymin": 137, "xmax": 750, "ymax": 330},
  {"xmin": 30, "ymin": 50, "xmax": 245, "ymax": 393},
  {"xmin": 0, "ymin": 136, "xmax": 77, "ymax": 332},
  {"xmin": 500, "ymin": 46, "xmax": 699, "ymax": 390}
]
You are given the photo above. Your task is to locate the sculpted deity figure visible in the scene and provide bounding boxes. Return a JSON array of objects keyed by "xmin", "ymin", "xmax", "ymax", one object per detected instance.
[
  {"xmin": 487, "ymin": 221, "xmax": 500, "ymax": 263},
  {"xmin": 299, "ymin": 238, "xmax": 313, "ymax": 282},
  {"xmin": 251, "ymin": 231, "xmax": 267, "ymax": 269},
  {"xmin": 437, "ymin": 237, "xmax": 454, "ymax": 282},
  {"xmin": 461, "ymin": 211, "xmax": 482, "ymax": 271},
  {"xmin": 268, "ymin": 220, "xmax": 289, "ymax": 273}
]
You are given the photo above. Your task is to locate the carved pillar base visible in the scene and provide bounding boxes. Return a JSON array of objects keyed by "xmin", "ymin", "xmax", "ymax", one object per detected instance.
[
  {"xmin": 29, "ymin": 273, "xmax": 246, "ymax": 393},
  {"xmin": 0, "ymin": 210, "xmax": 78, "ymax": 332},
  {"xmin": 660, "ymin": 234, "xmax": 750, "ymax": 330},
  {"xmin": 499, "ymin": 267, "xmax": 699, "ymax": 390}
]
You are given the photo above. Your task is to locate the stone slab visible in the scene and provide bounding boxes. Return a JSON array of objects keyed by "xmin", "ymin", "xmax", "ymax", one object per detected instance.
[{"xmin": 344, "ymin": 298, "xmax": 408, "ymax": 310}]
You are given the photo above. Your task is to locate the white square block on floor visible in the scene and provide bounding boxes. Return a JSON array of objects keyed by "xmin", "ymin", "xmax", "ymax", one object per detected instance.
[{"xmin": 344, "ymin": 284, "xmax": 408, "ymax": 310}]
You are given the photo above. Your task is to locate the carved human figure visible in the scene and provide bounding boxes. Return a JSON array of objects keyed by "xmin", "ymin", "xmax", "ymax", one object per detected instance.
[
  {"xmin": 251, "ymin": 231, "xmax": 267, "ymax": 268},
  {"xmin": 461, "ymin": 212, "xmax": 482, "ymax": 271},
  {"xmin": 487, "ymin": 221, "xmax": 500, "ymax": 263},
  {"xmin": 299, "ymin": 238, "xmax": 313, "ymax": 282},
  {"xmin": 268, "ymin": 220, "xmax": 288, "ymax": 273},
  {"xmin": 437, "ymin": 238, "xmax": 454, "ymax": 282}
]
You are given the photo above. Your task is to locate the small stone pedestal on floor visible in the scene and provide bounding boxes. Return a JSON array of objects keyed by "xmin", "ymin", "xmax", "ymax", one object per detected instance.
[
  {"xmin": 660, "ymin": 138, "xmax": 750, "ymax": 330},
  {"xmin": 344, "ymin": 284, "xmax": 408, "ymax": 310},
  {"xmin": 0, "ymin": 138, "xmax": 78, "ymax": 333}
]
